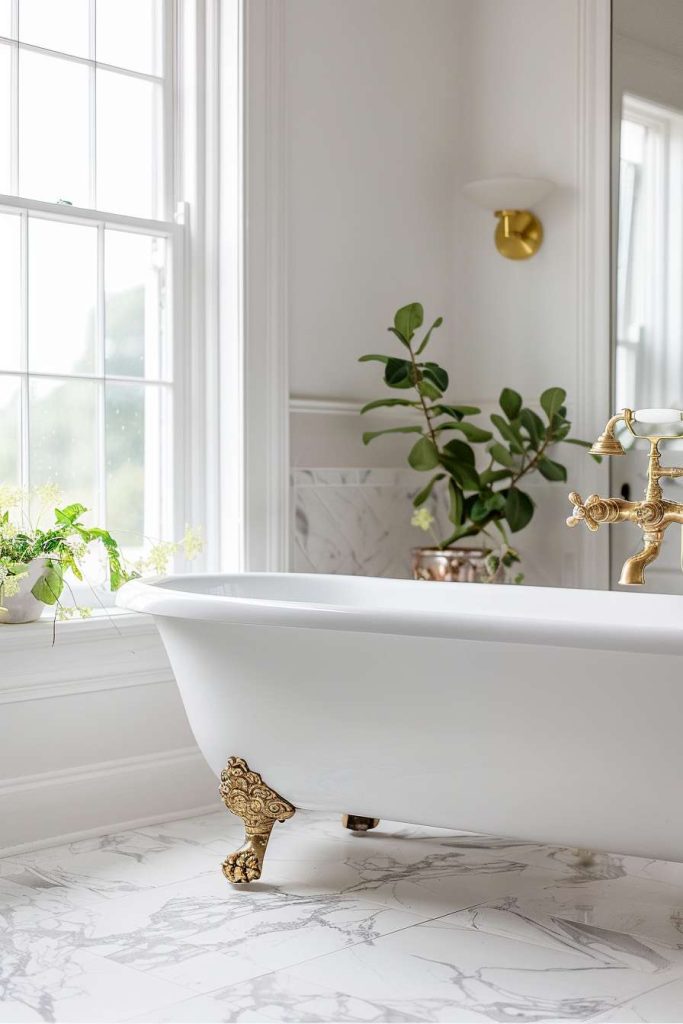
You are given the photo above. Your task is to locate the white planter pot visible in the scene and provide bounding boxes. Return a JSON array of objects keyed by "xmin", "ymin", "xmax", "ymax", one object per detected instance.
[{"xmin": 0, "ymin": 557, "xmax": 53, "ymax": 624}]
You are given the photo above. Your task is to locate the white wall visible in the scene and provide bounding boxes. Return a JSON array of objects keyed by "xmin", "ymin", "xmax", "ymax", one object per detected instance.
[{"xmin": 286, "ymin": 0, "xmax": 608, "ymax": 587}]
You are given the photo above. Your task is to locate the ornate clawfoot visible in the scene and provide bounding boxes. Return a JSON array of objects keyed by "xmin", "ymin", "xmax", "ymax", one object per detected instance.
[
  {"xmin": 219, "ymin": 756, "xmax": 295, "ymax": 883},
  {"xmin": 342, "ymin": 814, "xmax": 380, "ymax": 832}
]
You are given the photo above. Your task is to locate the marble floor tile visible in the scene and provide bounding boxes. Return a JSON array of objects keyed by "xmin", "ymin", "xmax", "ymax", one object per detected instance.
[{"xmin": 5, "ymin": 810, "xmax": 683, "ymax": 1022}]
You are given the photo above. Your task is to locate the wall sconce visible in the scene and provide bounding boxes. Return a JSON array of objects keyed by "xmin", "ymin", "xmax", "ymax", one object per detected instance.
[{"xmin": 463, "ymin": 177, "xmax": 555, "ymax": 260}]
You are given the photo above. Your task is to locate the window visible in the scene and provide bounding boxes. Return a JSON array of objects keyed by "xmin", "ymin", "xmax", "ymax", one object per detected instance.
[
  {"xmin": 616, "ymin": 94, "xmax": 683, "ymax": 411},
  {"xmin": 0, "ymin": 0, "xmax": 178, "ymax": 565}
]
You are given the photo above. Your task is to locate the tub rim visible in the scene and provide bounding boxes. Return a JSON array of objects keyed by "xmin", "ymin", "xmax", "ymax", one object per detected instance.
[{"xmin": 115, "ymin": 572, "xmax": 683, "ymax": 657}]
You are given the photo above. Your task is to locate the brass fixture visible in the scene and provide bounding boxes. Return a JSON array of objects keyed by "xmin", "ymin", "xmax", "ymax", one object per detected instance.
[
  {"xmin": 567, "ymin": 407, "xmax": 683, "ymax": 585},
  {"xmin": 494, "ymin": 209, "xmax": 543, "ymax": 261},
  {"xmin": 342, "ymin": 814, "xmax": 380, "ymax": 832},
  {"xmin": 219, "ymin": 756, "xmax": 295, "ymax": 883},
  {"xmin": 588, "ymin": 411, "xmax": 628, "ymax": 457},
  {"xmin": 463, "ymin": 177, "xmax": 553, "ymax": 261}
]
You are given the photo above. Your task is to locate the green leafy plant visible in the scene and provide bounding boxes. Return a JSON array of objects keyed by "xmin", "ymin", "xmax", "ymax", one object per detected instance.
[
  {"xmin": 0, "ymin": 484, "xmax": 203, "ymax": 622},
  {"xmin": 360, "ymin": 302, "xmax": 598, "ymax": 574}
]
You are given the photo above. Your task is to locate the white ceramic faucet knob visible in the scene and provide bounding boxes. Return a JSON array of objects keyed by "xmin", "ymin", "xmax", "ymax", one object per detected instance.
[{"xmin": 634, "ymin": 409, "xmax": 683, "ymax": 424}]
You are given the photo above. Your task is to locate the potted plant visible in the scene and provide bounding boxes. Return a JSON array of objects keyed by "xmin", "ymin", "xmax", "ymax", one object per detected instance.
[
  {"xmin": 360, "ymin": 303, "xmax": 598, "ymax": 582},
  {"xmin": 0, "ymin": 485, "xmax": 202, "ymax": 625}
]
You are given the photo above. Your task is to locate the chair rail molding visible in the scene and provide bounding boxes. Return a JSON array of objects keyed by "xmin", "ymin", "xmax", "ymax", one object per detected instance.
[
  {"xmin": 575, "ymin": 0, "xmax": 612, "ymax": 590},
  {"xmin": 242, "ymin": 0, "xmax": 289, "ymax": 571}
]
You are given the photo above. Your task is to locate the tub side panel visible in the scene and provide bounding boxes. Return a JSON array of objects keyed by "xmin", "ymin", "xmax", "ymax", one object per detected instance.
[{"xmin": 157, "ymin": 619, "xmax": 683, "ymax": 862}]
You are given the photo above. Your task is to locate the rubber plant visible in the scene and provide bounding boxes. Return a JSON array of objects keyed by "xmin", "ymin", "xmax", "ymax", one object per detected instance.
[{"xmin": 359, "ymin": 302, "xmax": 598, "ymax": 580}]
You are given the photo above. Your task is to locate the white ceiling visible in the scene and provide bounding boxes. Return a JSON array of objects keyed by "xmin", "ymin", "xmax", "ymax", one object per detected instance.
[{"xmin": 614, "ymin": 0, "xmax": 683, "ymax": 61}]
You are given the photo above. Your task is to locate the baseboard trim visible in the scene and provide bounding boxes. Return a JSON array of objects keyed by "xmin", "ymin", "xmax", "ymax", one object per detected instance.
[
  {"xmin": 0, "ymin": 803, "xmax": 220, "ymax": 859},
  {"xmin": 0, "ymin": 746, "xmax": 219, "ymax": 856}
]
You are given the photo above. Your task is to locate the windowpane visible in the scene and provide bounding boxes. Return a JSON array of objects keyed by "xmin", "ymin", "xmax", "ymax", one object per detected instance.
[
  {"xmin": 0, "ymin": 213, "xmax": 22, "ymax": 371},
  {"xmin": 29, "ymin": 377, "xmax": 97, "ymax": 509},
  {"xmin": 0, "ymin": 375, "xmax": 21, "ymax": 484},
  {"xmin": 28, "ymin": 218, "xmax": 97, "ymax": 374},
  {"xmin": 19, "ymin": 0, "xmax": 89, "ymax": 58},
  {"xmin": 97, "ymin": 69, "xmax": 162, "ymax": 218},
  {"xmin": 19, "ymin": 49, "xmax": 90, "ymax": 206},
  {"xmin": 106, "ymin": 382, "xmax": 166, "ymax": 548},
  {"xmin": 105, "ymin": 231, "xmax": 166, "ymax": 378},
  {"xmin": 96, "ymin": 0, "xmax": 162, "ymax": 76},
  {"xmin": 0, "ymin": 43, "xmax": 12, "ymax": 194},
  {"xmin": 0, "ymin": 1, "xmax": 12, "ymax": 37}
]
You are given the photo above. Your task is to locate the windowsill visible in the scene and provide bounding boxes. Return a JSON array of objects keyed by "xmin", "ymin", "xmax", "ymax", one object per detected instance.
[{"xmin": 1, "ymin": 607, "xmax": 157, "ymax": 651}]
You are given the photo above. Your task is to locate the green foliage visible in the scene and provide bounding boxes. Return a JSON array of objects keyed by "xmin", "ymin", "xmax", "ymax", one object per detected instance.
[
  {"xmin": 0, "ymin": 501, "xmax": 135, "ymax": 610},
  {"xmin": 359, "ymin": 303, "xmax": 599, "ymax": 555}
]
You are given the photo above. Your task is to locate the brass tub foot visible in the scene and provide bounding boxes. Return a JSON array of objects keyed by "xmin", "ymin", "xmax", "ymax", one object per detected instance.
[
  {"xmin": 343, "ymin": 814, "xmax": 380, "ymax": 833},
  {"xmin": 219, "ymin": 756, "xmax": 295, "ymax": 883}
]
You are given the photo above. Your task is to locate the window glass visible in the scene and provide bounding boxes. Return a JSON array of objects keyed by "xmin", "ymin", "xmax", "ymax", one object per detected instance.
[
  {"xmin": 19, "ymin": 0, "xmax": 89, "ymax": 58},
  {"xmin": 105, "ymin": 230, "xmax": 167, "ymax": 378},
  {"xmin": 97, "ymin": 70, "xmax": 162, "ymax": 218},
  {"xmin": 19, "ymin": 49, "xmax": 90, "ymax": 206},
  {"xmin": 96, "ymin": 0, "xmax": 163, "ymax": 75},
  {"xmin": 28, "ymin": 217, "xmax": 97, "ymax": 375},
  {"xmin": 29, "ymin": 377, "xmax": 98, "ymax": 510}
]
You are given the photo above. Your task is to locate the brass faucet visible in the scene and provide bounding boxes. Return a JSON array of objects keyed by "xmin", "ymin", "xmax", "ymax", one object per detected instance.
[{"xmin": 567, "ymin": 408, "xmax": 683, "ymax": 585}]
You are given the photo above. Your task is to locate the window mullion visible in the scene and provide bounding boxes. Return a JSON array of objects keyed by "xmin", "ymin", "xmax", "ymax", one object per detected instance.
[
  {"xmin": 88, "ymin": 0, "xmax": 96, "ymax": 209},
  {"xmin": 19, "ymin": 209, "xmax": 28, "ymax": 493},
  {"xmin": 10, "ymin": 1, "xmax": 18, "ymax": 194},
  {"xmin": 96, "ymin": 223, "xmax": 106, "ymax": 528}
]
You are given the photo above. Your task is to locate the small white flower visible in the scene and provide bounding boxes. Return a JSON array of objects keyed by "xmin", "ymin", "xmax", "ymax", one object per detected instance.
[{"xmin": 411, "ymin": 508, "xmax": 435, "ymax": 532}]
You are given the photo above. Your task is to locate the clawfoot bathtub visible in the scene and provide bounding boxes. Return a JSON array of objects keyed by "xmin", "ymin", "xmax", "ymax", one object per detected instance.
[{"xmin": 117, "ymin": 573, "xmax": 683, "ymax": 882}]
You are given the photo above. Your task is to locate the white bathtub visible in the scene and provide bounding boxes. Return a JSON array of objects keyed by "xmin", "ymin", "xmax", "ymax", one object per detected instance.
[{"xmin": 117, "ymin": 573, "xmax": 683, "ymax": 866}]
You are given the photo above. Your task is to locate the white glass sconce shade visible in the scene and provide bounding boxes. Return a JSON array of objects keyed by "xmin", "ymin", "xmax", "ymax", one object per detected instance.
[{"xmin": 463, "ymin": 177, "xmax": 555, "ymax": 211}]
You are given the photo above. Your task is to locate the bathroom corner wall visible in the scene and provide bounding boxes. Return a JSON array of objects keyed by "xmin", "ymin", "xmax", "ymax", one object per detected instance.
[{"xmin": 285, "ymin": 0, "xmax": 598, "ymax": 587}]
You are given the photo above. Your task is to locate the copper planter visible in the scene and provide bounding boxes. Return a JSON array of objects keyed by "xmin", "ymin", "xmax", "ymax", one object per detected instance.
[{"xmin": 411, "ymin": 546, "xmax": 492, "ymax": 583}]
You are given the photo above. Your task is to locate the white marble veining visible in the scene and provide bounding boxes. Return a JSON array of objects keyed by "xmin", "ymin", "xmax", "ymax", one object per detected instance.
[
  {"xmin": 291, "ymin": 468, "xmax": 440, "ymax": 578},
  {"xmin": 4, "ymin": 811, "xmax": 683, "ymax": 1022}
]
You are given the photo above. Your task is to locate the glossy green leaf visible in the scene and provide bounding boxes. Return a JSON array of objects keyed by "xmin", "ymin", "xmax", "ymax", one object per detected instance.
[
  {"xmin": 360, "ymin": 398, "xmax": 417, "ymax": 414},
  {"xmin": 540, "ymin": 386, "xmax": 566, "ymax": 421},
  {"xmin": 537, "ymin": 456, "xmax": 567, "ymax": 482},
  {"xmin": 489, "ymin": 442, "xmax": 515, "ymax": 468},
  {"xmin": 413, "ymin": 473, "xmax": 445, "ymax": 507},
  {"xmin": 393, "ymin": 302, "xmax": 424, "ymax": 343},
  {"xmin": 416, "ymin": 379, "xmax": 442, "ymax": 400},
  {"xmin": 358, "ymin": 354, "xmax": 389, "ymax": 363},
  {"xmin": 362, "ymin": 426, "xmax": 423, "ymax": 445},
  {"xmin": 520, "ymin": 407, "xmax": 545, "ymax": 447},
  {"xmin": 480, "ymin": 468, "xmax": 512, "ymax": 485},
  {"xmin": 448, "ymin": 479, "xmax": 464, "ymax": 525},
  {"xmin": 442, "ymin": 438, "xmax": 476, "ymax": 465},
  {"xmin": 491, "ymin": 413, "xmax": 525, "ymax": 454},
  {"xmin": 415, "ymin": 316, "xmax": 443, "ymax": 355},
  {"xmin": 384, "ymin": 357, "xmax": 412, "ymax": 388},
  {"xmin": 423, "ymin": 362, "xmax": 448, "ymax": 391},
  {"xmin": 31, "ymin": 561, "xmax": 64, "ymax": 605},
  {"xmin": 499, "ymin": 388, "xmax": 523, "ymax": 420},
  {"xmin": 387, "ymin": 326, "xmax": 411, "ymax": 348},
  {"xmin": 408, "ymin": 435, "xmax": 440, "ymax": 470},
  {"xmin": 505, "ymin": 488, "xmax": 535, "ymax": 533},
  {"xmin": 432, "ymin": 404, "xmax": 482, "ymax": 419}
]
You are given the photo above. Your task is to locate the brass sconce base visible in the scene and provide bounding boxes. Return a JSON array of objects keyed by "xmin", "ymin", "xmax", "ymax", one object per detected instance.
[
  {"xmin": 219, "ymin": 756, "xmax": 295, "ymax": 883},
  {"xmin": 494, "ymin": 210, "xmax": 543, "ymax": 260}
]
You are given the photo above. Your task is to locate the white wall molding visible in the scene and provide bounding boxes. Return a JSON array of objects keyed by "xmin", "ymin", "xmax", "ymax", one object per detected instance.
[
  {"xmin": 575, "ymin": 0, "xmax": 612, "ymax": 591},
  {"xmin": 243, "ymin": 0, "xmax": 289, "ymax": 571},
  {"xmin": 0, "ymin": 747, "xmax": 217, "ymax": 857},
  {"xmin": 1, "ymin": 614, "xmax": 171, "ymax": 704}
]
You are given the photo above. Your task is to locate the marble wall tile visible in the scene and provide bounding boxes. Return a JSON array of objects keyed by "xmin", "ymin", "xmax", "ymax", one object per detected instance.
[{"xmin": 291, "ymin": 469, "xmax": 440, "ymax": 579}]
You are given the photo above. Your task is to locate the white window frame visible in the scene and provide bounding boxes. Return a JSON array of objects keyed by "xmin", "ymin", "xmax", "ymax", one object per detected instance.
[{"xmin": 0, "ymin": 0, "xmax": 241, "ymax": 645}]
